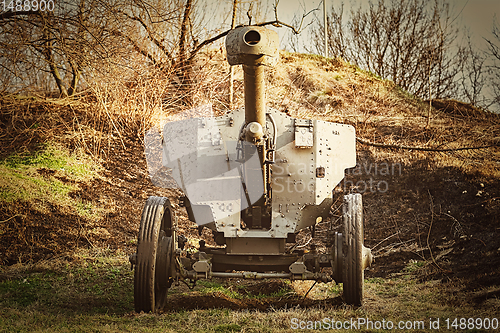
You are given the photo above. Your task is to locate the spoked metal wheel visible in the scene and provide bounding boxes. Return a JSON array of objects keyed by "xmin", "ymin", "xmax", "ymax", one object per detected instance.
[
  {"xmin": 342, "ymin": 193, "xmax": 370, "ymax": 306},
  {"xmin": 134, "ymin": 196, "xmax": 176, "ymax": 313}
]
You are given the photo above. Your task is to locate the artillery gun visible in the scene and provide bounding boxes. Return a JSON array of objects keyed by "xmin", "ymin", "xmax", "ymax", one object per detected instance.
[{"xmin": 129, "ymin": 26, "xmax": 373, "ymax": 313}]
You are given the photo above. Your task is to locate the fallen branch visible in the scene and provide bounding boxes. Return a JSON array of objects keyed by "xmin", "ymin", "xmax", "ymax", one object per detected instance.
[
  {"xmin": 0, "ymin": 215, "xmax": 21, "ymax": 224},
  {"xmin": 356, "ymin": 137, "xmax": 499, "ymax": 152},
  {"xmin": 427, "ymin": 190, "xmax": 442, "ymax": 270},
  {"xmin": 302, "ymin": 280, "xmax": 318, "ymax": 301},
  {"xmin": 372, "ymin": 238, "xmax": 416, "ymax": 257},
  {"xmin": 371, "ymin": 232, "xmax": 400, "ymax": 251}
]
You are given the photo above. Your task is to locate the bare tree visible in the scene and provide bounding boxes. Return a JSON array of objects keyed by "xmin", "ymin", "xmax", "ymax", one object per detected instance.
[
  {"xmin": 458, "ymin": 34, "xmax": 487, "ymax": 107},
  {"xmin": 308, "ymin": 0, "xmax": 465, "ymax": 100},
  {"xmin": 103, "ymin": 0, "xmax": 317, "ymax": 105},
  {"xmin": 306, "ymin": 3, "xmax": 347, "ymax": 59},
  {"xmin": 0, "ymin": 0, "xmax": 315, "ymax": 103},
  {"xmin": 229, "ymin": 0, "xmax": 239, "ymax": 109},
  {"xmin": 0, "ymin": 0, "xmax": 127, "ymax": 97},
  {"xmin": 285, "ymin": 1, "xmax": 323, "ymax": 53}
]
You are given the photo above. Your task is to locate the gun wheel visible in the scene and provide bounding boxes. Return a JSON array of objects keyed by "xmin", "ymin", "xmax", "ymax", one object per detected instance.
[
  {"xmin": 134, "ymin": 196, "xmax": 176, "ymax": 313},
  {"xmin": 342, "ymin": 193, "xmax": 364, "ymax": 306}
]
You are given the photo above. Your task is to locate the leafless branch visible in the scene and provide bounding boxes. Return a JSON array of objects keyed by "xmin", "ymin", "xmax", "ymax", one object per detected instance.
[
  {"xmin": 267, "ymin": 0, "xmax": 319, "ymax": 34},
  {"xmin": 189, "ymin": 1, "xmax": 316, "ymax": 62},
  {"xmin": 246, "ymin": 3, "xmax": 254, "ymax": 25},
  {"xmin": 0, "ymin": 10, "xmax": 39, "ymax": 20},
  {"xmin": 309, "ymin": 0, "xmax": 464, "ymax": 99},
  {"xmin": 118, "ymin": 11, "xmax": 174, "ymax": 63}
]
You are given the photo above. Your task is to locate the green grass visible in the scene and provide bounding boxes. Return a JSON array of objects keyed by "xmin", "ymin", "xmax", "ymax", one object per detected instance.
[
  {"xmin": 0, "ymin": 253, "xmax": 499, "ymax": 332},
  {"xmin": 328, "ymin": 282, "xmax": 342, "ymax": 296},
  {"xmin": 196, "ymin": 280, "xmax": 293, "ymax": 300},
  {"xmin": 197, "ymin": 280, "xmax": 242, "ymax": 299},
  {"xmin": 0, "ymin": 142, "xmax": 104, "ymax": 218},
  {"xmin": 404, "ymin": 259, "xmax": 427, "ymax": 273},
  {"xmin": 5, "ymin": 142, "xmax": 101, "ymax": 181},
  {"xmin": 0, "ymin": 256, "xmax": 133, "ymax": 315},
  {"xmin": 261, "ymin": 287, "xmax": 292, "ymax": 299}
]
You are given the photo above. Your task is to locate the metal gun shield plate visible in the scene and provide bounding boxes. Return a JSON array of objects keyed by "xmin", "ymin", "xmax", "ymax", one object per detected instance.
[{"xmin": 161, "ymin": 107, "xmax": 355, "ymax": 238}]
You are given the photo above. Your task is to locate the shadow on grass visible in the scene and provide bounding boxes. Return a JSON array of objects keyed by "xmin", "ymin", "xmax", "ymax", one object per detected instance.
[
  {"xmin": 1, "ymin": 259, "xmax": 350, "ymax": 316},
  {"xmin": 163, "ymin": 292, "xmax": 345, "ymax": 312}
]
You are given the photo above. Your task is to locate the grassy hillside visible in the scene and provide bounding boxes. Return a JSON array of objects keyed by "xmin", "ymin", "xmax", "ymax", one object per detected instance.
[{"xmin": 1, "ymin": 51, "xmax": 499, "ymax": 332}]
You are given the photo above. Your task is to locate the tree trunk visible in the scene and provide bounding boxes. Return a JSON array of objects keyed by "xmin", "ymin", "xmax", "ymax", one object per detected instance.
[
  {"xmin": 176, "ymin": 0, "xmax": 194, "ymax": 103},
  {"xmin": 67, "ymin": 59, "xmax": 80, "ymax": 97},
  {"xmin": 41, "ymin": 12, "xmax": 68, "ymax": 98},
  {"xmin": 178, "ymin": 0, "xmax": 193, "ymax": 64}
]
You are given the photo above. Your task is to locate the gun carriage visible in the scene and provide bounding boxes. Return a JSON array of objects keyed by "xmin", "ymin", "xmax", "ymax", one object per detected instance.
[{"xmin": 129, "ymin": 26, "xmax": 373, "ymax": 313}]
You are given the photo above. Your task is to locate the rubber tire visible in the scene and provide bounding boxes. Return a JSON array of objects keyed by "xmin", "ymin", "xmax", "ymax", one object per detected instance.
[
  {"xmin": 342, "ymin": 193, "xmax": 364, "ymax": 306},
  {"xmin": 134, "ymin": 196, "xmax": 175, "ymax": 313}
]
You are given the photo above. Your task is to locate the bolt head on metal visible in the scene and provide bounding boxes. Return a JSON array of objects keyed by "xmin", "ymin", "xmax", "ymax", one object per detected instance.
[
  {"xmin": 245, "ymin": 121, "xmax": 264, "ymax": 142},
  {"xmin": 248, "ymin": 121, "xmax": 263, "ymax": 135}
]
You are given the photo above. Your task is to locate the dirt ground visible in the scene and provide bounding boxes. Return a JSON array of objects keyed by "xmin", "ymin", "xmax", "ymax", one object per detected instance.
[{"xmin": 1, "ymin": 97, "xmax": 500, "ymax": 311}]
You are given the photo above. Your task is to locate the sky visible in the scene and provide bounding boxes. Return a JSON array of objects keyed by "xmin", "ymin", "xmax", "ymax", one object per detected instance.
[{"xmin": 204, "ymin": 0, "xmax": 499, "ymax": 52}]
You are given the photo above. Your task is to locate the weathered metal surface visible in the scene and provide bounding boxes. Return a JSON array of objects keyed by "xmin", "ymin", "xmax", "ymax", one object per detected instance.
[
  {"xmin": 243, "ymin": 64, "xmax": 266, "ymax": 127},
  {"xmin": 161, "ymin": 112, "xmax": 254, "ymax": 228},
  {"xmin": 289, "ymin": 261, "xmax": 307, "ymax": 274},
  {"xmin": 225, "ymin": 237, "xmax": 285, "ymax": 255},
  {"xmin": 225, "ymin": 26, "xmax": 279, "ymax": 67},
  {"xmin": 343, "ymin": 193, "xmax": 372, "ymax": 305},
  {"xmin": 294, "ymin": 118, "xmax": 314, "ymax": 148},
  {"xmin": 226, "ymin": 26, "xmax": 278, "ymax": 130},
  {"xmin": 161, "ymin": 107, "xmax": 356, "ymax": 238},
  {"xmin": 269, "ymin": 107, "xmax": 356, "ymax": 234},
  {"xmin": 134, "ymin": 25, "xmax": 374, "ymax": 311}
]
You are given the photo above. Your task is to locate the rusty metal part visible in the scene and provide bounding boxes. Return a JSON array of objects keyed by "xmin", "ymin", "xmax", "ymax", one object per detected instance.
[
  {"xmin": 136, "ymin": 26, "xmax": 376, "ymax": 309},
  {"xmin": 211, "ymin": 271, "xmax": 331, "ymax": 282},
  {"xmin": 244, "ymin": 121, "xmax": 264, "ymax": 143},
  {"xmin": 226, "ymin": 26, "xmax": 278, "ymax": 128},
  {"xmin": 289, "ymin": 261, "xmax": 307, "ymax": 274},
  {"xmin": 243, "ymin": 64, "xmax": 266, "ymax": 128},
  {"xmin": 213, "ymin": 272, "xmax": 292, "ymax": 279},
  {"xmin": 225, "ymin": 237, "xmax": 285, "ymax": 255},
  {"xmin": 210, "ymin": 253, "xmax": 297, "ymax": 272},
  {"xmin": 226, "ymin": 26, "xmax": 279, "ymax": 209},
  {"xmin": 181, "ymin": 270, "xmax": 331, "ymax": 283},
  {"xmin": 362, "ymin": 245, "xmax": 373, "ymax": 270},
  {"xmin": 192, "ymin": 251, "xmax": 211, "ymax": 278},
  {"xmin": 225, "ymin": 26, "xmax": 279, "ymax": 67},
  {"xmin": 332, "ymin": 232, "xmax": 343, "ymax": 282}
]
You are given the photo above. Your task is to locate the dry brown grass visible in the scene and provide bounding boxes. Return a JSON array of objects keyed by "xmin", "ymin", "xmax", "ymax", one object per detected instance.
[
  {"xmin": 6, "ymin": 48, "xmax": 494, "ymax": 172},
  {"xmin": 1, "ymin": 49, "xmax": 500, "ymax": 332},
  {"xmin": 268, "ymin": 52, "xmax": 499, "ymax": 179}
]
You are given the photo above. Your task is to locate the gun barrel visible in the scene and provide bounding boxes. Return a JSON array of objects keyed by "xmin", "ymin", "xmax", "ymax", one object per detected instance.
[
  {"xmin": 225, "ymin": 26, "xmax": 279, "ymax": 127},
  {"xmin": 243, "ymin": 64, "xmax": 265, "ymax": 127}
]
